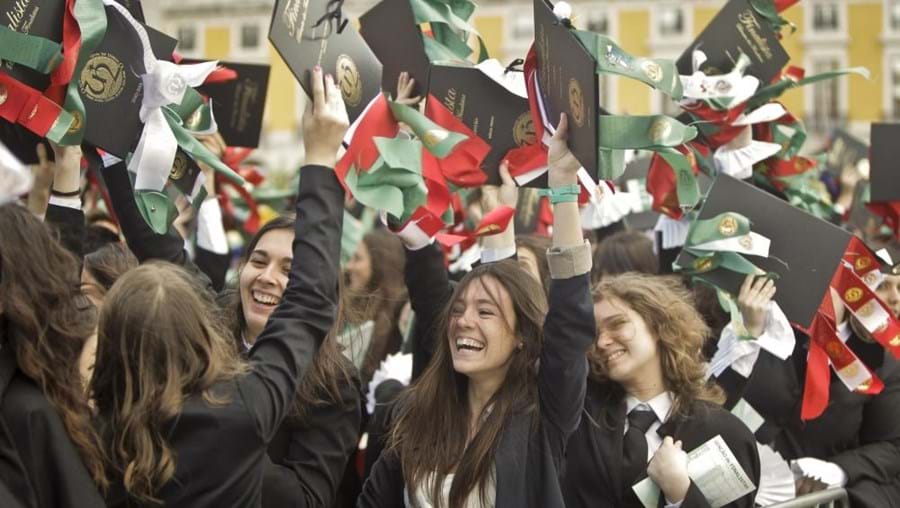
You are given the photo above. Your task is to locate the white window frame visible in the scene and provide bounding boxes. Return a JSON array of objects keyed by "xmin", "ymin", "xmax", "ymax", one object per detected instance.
[
  {"xmin": 882, "ymin": 49, "xmax": 900, "ymax": 120},
  {"xmin": 171, "ymin": 21, "xmax": 204, "ymax": 58},
  {"xmin": 585, "ymin": 5, "xmax": 618, "ymax": 113},
  {"xmin": 803, "ymin": 49, "xmax": 849, "ymax": 131},
  {"xmin": 883, "ymin": 0, "xmax": 900, "ymax": 41},
  {"xmin": 803, "ymin": 0, "xmax": 848, "ymax": 43},
  {"xmin": 230, "ymin": 17, "xmax": 269, "ymax": 60},
  {"xmin": 649, "ymin": 3, "xmax": 692, "ymax": 51}
]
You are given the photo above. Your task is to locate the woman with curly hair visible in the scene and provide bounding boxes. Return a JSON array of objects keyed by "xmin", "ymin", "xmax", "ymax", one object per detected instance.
[
  {"xmin": 562, "ymin": 273, "xmax": 760, "ymax": 508},
  {"xmin": 0, "ymin": 203, "xmax": 107, "ymax": 508}
]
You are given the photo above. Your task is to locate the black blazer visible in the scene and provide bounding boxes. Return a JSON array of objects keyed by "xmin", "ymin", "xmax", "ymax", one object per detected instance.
[
  {"xmin": 717, "ymin": 330, "xmax": 900, "ymax": 508},
  {"xmin": 260, "ymin": 356, "xmax": 363, "ymax": 508},
  {"xmin": 0, "ymin": 346, "xmax": 106, "ymax": 508},
  {"xmin": 563, "ymin": 382, "xmax": 760, "ymax": 508},
  {"xmin": 358, "ymin": 243, "xmax": 596, "ymax": 508},
  {"xmin": 101, "ymin": 165, "xmax": 344, "ymax": 507}
]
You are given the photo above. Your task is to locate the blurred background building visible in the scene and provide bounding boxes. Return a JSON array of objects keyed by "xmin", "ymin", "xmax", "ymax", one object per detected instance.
[{"xmin": 145, "ymin": 0, "xmax": 899, "ymax": 172}]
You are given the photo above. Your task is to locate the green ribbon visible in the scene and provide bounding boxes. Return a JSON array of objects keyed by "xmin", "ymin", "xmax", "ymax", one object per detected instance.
[
  {"xmin": 344, "ymin": 137, "xmax": 428, "ymax": 223},
  {"xmin": 409, "ymin": 0, "xmax": 484, "ymax": 62},
  {"xmin": 423, "ymin": 35, "xmax": 469, "ymax": 63},
  {"xmin": 659, "ymin": 147, "xmax": 701, "ymax": 209},
  {"xmin": 748, "ymin": 67, "xmax": 870, "ymax": 110},
  {"xmin": 58, "ymin": 0, "xmax": 108, "ymax": 145},
  {"xmin": 676, "ymin": 212, "xmax": 771, "ymax": 278},
  {"xmin": 134, "ymin": 189, "xmax": 179, "ymax": 235},
  {"xmin": 162, "ymin": 108, "xmax": 245, "ymax": 186},
  {"xmin": 170, "ymin": 88, "xmax": 216, "ymax": 133},
  {"xmin": 388, "ymin": 100, "xmax": 467, "ymax": 157},
  {"xmin": 776, "ymin": 171, "xmax": 836, "ymax": 220},
  {"xmin": 749, "ymin": 0, "xmax": 796, "ymax": 35},
  {"xmin": 574, "ymin": 30, "xmax": 684, "ymax": 100},
  {"xmin": 0, "ymin": 26, "xmax": 63, "ymax": 73},
  {"xmin": 597, "ymin": 116, "xmax": 697, "ymax": 150}
]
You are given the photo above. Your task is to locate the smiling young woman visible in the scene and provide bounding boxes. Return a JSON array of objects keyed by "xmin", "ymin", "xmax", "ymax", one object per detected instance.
[
  {"xmin": 561, "ymin": 273, "xmax": 760, "ymax": 508},
  {"xmin": 359, "ymin": 114, "xmax": 596, "ymax": 508}
]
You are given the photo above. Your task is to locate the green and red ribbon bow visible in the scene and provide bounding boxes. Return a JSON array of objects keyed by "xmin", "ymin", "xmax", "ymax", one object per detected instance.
[
  {"xmin": 675, "ymin": 211, "xmax": 774, "ymax": 278},
  {"xmin": 647, "ymin": 142, "xmax": 709, "ymax": 220},
  {"xmin": 800, "ymin": 237, "xmax": 900, "ymax": 420},
  {"xmin": 216, "ymin": 147, "xmax": 264, "ymax": 234},
  {"xmin": 423, "ymin": 96, "xmax": 491, "ymax": 188}
]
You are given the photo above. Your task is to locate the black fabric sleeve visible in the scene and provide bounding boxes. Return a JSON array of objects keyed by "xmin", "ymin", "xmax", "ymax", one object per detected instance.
[
  {"xmin": 357, "ymin": 449, "xmax": 405, "ymax": 507},
  {"xmin": 263, "ymin": 376, "xmax": 362, "ymax": 508},
  {"xmin": 237, "ymin": 165, "xmax": 343, "ymax": 442},
  {"xmin": 831, "ymin": 359, "xmax": 900, "ymax": 486},
  {"xmin": 404, "ymin": 243, "xmax": 453, "ymax": 380},
  {"xmin": 44, "ymin": 204, "xmax": 86, "ymax": 262},
  {"xmin": 539, "ymin": 272, "xmax": 596, "ymax": 457},
  {"xmin": 194, "ymin": 246, "xmax": 230, "ymax": 292}
]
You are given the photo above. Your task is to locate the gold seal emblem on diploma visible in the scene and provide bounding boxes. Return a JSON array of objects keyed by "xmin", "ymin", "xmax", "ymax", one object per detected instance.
[
  {"xmin": 80, "ymin": 53, "xmax": 126, "ymax": 103},
  {"xmin": 513, "ymin": 112, "xmax": 537, "ymax": 147},
  {"xmin": 694, "ymin": 257, "xmax": 714, "ymax": 273},
  {"xmin": 568, "ymin": 78, "xmax": 585, "ymax": 127},
  {"xmin": 718, "ymin": 215, "xmax": 739, "ymax": 237},
  {"xmin": 855, "ymin": 256, "xmax": 872, "ymax": 271},
  {"xmin": 640, "ymin": 60, "xmax": 663, "ymax": 83},
  {"xmin": 336, "ymin": 54, "xmax": 362, "ymax": 108},
  {"xmin": 170, "ymin": 152, "xmax": 189, "ymax": 181},
  {"xmin": 844, "ymin": 287, "xmax": 864, "ymax": 304}
]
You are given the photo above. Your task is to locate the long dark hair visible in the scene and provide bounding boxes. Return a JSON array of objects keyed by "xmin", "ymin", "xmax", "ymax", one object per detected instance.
[
  {"xmin": 91, "ymin": 262, "xmax": 247, "ymax": 504},
  {"xmin": 388, "ymin": 261, "xmax": 547, "ymax": 508},
  {"xmin": 83, "ymin": 242, "xmax": 138, "ymax": 293},
  {"xmin": 591, "ymin": 230, "xmax": 658, "ymax": 283},
  {"xmin": 0, "ymin": 203, "xmax": 108, "ymax": 489},
  {"xmin": 226, "ymin": 216, "xmax": 356, "ymax": 424},
  {"xmin": 347, "ymin": 229, "xmax": 408, "ymax": 384}
]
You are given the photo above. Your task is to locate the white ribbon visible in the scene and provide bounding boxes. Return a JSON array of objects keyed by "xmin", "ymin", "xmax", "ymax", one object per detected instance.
[
  {"xmin": 0, "ymin": 141, "xmax": 31, "ymax": 205},
  {"xmin": 691, "ymin": 231, "xmax": 771, "ymax": 258},
  {"xmin": 476, "ymin": 59, "xmax": 528, "ymax": 99},
  {"xmin": 101, "ymin": 0, "xmax": 218, "ymax": 191},
  {"xmin": 679, "ymin": 50, "xmax": 759, "ymax": 106},
  {"xmin": 713, "ymin": 126, "xmax": 782, "ymax": 179}
]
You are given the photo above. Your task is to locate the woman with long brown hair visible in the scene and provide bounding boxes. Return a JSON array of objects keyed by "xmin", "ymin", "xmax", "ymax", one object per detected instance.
[
  {"xmin": 91, "ymin": 69, "xmax": 354, "ymax": 506},
  {"xmin": 0, "ymin": 202, "xmax": 107, "ymax": 508},
  {"xmin": 359, "ymin": 114, "xmax": 596, "ymax": 508},
  {"xmin": 344, "ymin": 228, "xmax": 409, "ymax": 386},
  {"xmin": 562, "ymin": 272, "xmax": 760, "ymax": 508}
]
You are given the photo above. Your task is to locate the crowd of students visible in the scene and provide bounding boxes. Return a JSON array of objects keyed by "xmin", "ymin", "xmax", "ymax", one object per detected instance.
[{"xmin": 1, "ymin": 67, "xmax": 899, "ymax": 508}]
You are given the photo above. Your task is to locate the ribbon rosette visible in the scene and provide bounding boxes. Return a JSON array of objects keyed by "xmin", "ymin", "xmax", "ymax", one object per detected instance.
[
  {"xmin": 677, "ymin": 212, "xmax": 773, "ymax": 278},
  {"xmin": 344, "ymin": 137, "xmax": 428, "ymax": 224},
  {"xmin": 99, "ymin": 0, "xmax": 244, "ymax": 234}
]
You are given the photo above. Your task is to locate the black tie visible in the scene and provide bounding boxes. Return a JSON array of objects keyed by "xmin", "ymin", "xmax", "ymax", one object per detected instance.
[{"xmin": 622, "ymin": 409, "xmax": 657, "ymax": 496}]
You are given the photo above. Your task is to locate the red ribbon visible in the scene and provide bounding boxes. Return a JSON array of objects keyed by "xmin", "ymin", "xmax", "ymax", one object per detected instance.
[
  {"xmin": 45, "ymin": 0, "xmax": 82, "ymax": 104},
  {"xmin": 335, "ymin": 95, "xmax": 399, "ymax": 183},
  {"xmin": 435, "ymin": 206, "xmax": 516, "ymax": 247},
  {"xmin": 505, "ymin": 45, "xmax": 550, "ymax": 180},
  {"xmin": 865, "ymin": 202, "xmax": 900, "ymax": 238},
  {"xmin": 423, "ymin": 95, "xmax": 490, "ymax": 188},
  {"xmin": 646, "ymin": 142, "xmax": 706, "ymax": 220},
  {"xmin": 217, "ymin": 147, "xmax": 263, "ymax": 234},
  {"xmin": 799, "ymin": 237, "xmax": 897, "ymax": 420},
  {"xmin": 0, "ymin": 74, "xmax": 69, "ymax": 138}
]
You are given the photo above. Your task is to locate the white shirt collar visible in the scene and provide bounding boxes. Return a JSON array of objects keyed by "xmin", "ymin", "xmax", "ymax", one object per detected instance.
[{"xmin": 625, "ymin": 391, "xmax": 674, "ymax": 424}]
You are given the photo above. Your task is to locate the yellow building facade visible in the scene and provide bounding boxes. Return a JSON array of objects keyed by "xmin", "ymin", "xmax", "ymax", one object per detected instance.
[{"xmin": 148, "ymin": 0, "xmax": 900, "ymax": 169}]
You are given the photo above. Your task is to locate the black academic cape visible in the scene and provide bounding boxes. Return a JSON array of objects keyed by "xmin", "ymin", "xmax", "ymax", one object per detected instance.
[
  {"xmin": 562, "ymin": 382, "xmax": 760, "ymax": 508},
  {"xmin": 358, "ymin": 242, "xmax": 597, "ymax": 508},
  {"xmin": 0, "ymin": 346, "xmax": 106, "ymax": 508},
  {"xmin": 101, "ymin": 165, "xmax": 344, "ymax": 507},
  {"xmin": 718, "ymin": 330, "xmax": 900, "ymax": 508},
  {"xmin": 258, "ymin": 353, "xmax": 363, "ymax": 508}
]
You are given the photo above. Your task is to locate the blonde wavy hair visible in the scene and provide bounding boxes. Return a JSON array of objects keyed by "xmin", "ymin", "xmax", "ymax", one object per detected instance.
[
  {"xmin": 589, "ymin": 273, "xmax": 724, "ymax": 417},
  {"xmin": 91, "ymin": 262, "xmax": 248, "ymax": 504}
]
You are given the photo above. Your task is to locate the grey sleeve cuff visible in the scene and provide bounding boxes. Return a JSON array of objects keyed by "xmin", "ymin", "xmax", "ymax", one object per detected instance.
[{"xmin": 547, "ymin": 240, "xmax": 592, "ymax": 280}]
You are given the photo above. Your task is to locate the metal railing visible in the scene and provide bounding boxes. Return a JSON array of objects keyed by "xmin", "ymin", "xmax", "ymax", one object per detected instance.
[{"xmin": 767, "ymin": 488, "xmax": 850, "ymax": 508}]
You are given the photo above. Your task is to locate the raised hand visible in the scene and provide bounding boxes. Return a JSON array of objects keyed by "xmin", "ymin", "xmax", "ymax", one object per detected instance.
[
  {"xmin": 303, "ymin": 66, "xmax": 351, "ymax": 168},
  {"xmin": 481, "ymin": 161, "xmax": 518, "ymax": 213},
  {"xmin": 547, "ymin": 113, "xmax": 580, "ymax": 188},
  {"xmin": 394, "ymin": 71, "xmax": 421, "ymax": 107},
  {"xmin": 738, "ymin": 275, "xmax": 776, "ymax": 338}
]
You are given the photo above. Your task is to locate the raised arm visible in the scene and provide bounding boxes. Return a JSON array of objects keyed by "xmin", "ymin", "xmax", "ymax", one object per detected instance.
[
  {"xmin": 239, "ymin": 68, "xmax": 350, "ymax": 441},
  {"xmin": 539, "ymin": 114, "xmax": 595, "ymax": 445},
  {"xmin": 403, "ymin": 241, "xmax": 453, "ymax": 379},
  {"xmin": 43, "ymin": 144, "xmax": 87, "ymax": 261}
]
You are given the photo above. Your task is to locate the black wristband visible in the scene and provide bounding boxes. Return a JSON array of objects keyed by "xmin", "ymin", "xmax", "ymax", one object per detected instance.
[{"xmin": 51, "ymin": 189, "xmax": 81, "ymax": 197}]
